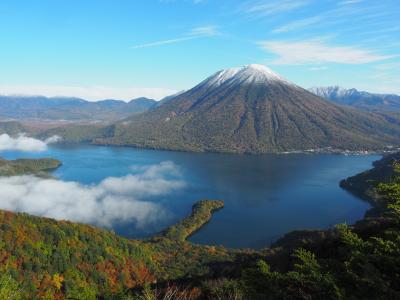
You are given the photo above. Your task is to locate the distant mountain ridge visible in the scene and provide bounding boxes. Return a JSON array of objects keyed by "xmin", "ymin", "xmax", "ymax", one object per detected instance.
[
  {"xmin": 93, "ymin": 64, "xmax": 400, "ymax": 153},
  {"xmin": 309, "ymin": 86, "xmax": 400, "ymax": 112},
  {"xmin": 0, "ymin": 95, "xmax": 157, "ymax": 121}
]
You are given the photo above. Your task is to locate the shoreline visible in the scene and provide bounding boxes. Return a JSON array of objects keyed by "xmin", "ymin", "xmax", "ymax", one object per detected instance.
[{"xmin": 54, "ymin": 140, "xmax": 398, "ymax": 156}]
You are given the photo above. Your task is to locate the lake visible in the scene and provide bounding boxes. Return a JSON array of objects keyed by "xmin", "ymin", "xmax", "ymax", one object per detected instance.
[{"xmin": 1, "ymin": 145, "xmax": 378, "ymax": 248}]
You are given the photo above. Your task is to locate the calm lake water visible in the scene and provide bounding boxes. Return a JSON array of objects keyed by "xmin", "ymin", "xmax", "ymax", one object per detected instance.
[{"xmin": 1, "ymin": 145, "xmax": 378, "ymax": 248}]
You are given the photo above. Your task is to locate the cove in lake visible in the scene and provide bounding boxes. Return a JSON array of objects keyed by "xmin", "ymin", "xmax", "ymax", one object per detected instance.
[{"xmin": 1, "ymin": 145, "xmax": 377, "ymax": 249}]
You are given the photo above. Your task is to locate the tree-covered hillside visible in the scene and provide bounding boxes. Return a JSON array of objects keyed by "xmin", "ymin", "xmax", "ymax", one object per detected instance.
[
  {"xmin": 0, "ymin": 158, "xmax": 61, "ymax": 177},
  {"xmin": 0, "ymin": 200, "xmax": 235, "ymax": 299},
  {"xmin": 0, "ymin": 121, "xmax": 28, "ymax": 136},
  {"xmin": 0, "ymin": 155, "xmax": 400, "ymax": 299}
]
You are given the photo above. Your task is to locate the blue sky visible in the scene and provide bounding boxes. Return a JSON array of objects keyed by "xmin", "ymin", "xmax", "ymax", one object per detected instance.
[{"xmin": 0, "ymin": 0, "xmax": 399, "ymax": 100}]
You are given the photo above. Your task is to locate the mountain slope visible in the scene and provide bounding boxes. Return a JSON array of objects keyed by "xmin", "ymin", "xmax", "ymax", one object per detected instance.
[
  {"xmin": 309, "ymin": 86, "xmax": 400, "ymax": 112},
  {"xmin": 0, "ymin": 200, "xmax": 232, "ymax": 299},
  {"xmin": 0, "ymin": 95, "xmax": 157, "ymax": 121},
  {"xmin": 95, "ymin": 64, "xmax": 400, "ymax": 154},
  {"xmin": 0, "ymin": 121, "xmax": 27, "ymax": 135}
]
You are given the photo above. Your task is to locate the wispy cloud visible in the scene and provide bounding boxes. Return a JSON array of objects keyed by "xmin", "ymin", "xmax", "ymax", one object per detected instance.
[
  {"xmin": 189, "ymin": 25, "xmax": 219, "ymax": 36},
  {"xmin": 339, "ymin": 0, "xmax": 364, "ymax": 5},
  {"xmin": 131, "ymin": 36, "xmax": 199, "ymax": 49},
  {"xmin": 0, "ymin": 161, "xmax": 185, "ymax": 228},
  {"xmin": 0, "ymin": 134, "xmax": 61, "ymax": 152},
  {"xmin": 160, "ymin": 0, "xmax": 205, "ymax": 4},
  {"xmin": 266, "ymin": 2, "xmax": 397, "ymax": 37},
  {"xmin": 258, "ymin": 39, "xmax": 395, "ymax": 65},
  {"xmin": 361, "ymin": 62, "xmax": 400, "ymax": 94},
  {"xmin": 131, "ymin": 25, "xmax": 219, "ymax": 49},
  {"xmin": 309, "ymin": 66, "xmax": 328, "ymax": 71},
  {"xmin": 272, "ymin": 16, "xmax": 322, "ymax": 33},
  {"xmin": 244, "ymin": 0, "xmax": 310, "ymax": 17},
  {"xmin": 374, "ymin": 62, "xmax": 400, "ymax": 71}
]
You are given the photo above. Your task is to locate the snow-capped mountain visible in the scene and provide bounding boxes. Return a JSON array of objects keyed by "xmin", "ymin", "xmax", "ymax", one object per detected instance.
[
  {"xmin": 201, "ymin": 64, "xmax": 294, "ymax": 88},
  {"xmin": 309, "ymin": 86, "xmax": 349, "ymax": 99},
  {"xmin": 309, "ymin": 86, "xmax": 400, "ymax": 112},
  {"xmin": 94, "ymin": 64, "xmax": 400, "ymax": 153}
]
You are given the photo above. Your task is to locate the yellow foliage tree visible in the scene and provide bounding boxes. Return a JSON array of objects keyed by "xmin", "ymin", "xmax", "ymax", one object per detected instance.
[{"xmin": 52, "ymin": 273, "xmax": 64, "ymax": 290}]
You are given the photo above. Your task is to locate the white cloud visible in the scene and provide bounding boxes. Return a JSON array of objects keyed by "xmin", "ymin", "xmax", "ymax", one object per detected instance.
[
  {"xmin": 373, "ymin": 62, "xmax": 400, "ymax": 71},
  {"xmin": 44, "ymin": 135, "xmax": 62, "ymax": 144},
  {"xmin": 272, "ymin": 16, "xmax": 322, "ymax": 33},
  {"xmin": 258, "ymin": 40, "xmax": 394, "ymax": 65},
  {"xmin": 360, "ymin": 63, "xmax": 400, "ymax": 95},
  {"xmin": 0, "ymin": 134, "xmax": 61, "ymax": 152},
  {"xmin": 131, "ymin": 36, "xmax": 199, "ymax": 49},
  {"xmin": 339, "ymin": 0, "xmax": 363, "ymax": 5},
  {"xmin": 0, "ymin": 161, "xmax": 185, "ymax": 228},
  {"xmin": 189, "ymin": 25, "xmax": 219, "ymax": 36},
  {"xmin": 0, "ymin": 85, "xmax": 177, "ymax": 102},
  {"xmin": 309, "ymin": 66, "xmax": 328, "ymax": 71},
  {"xmin": 131, "ymin": 25, "xmax": 219, "ymax": 49},
  {"xmin": 245, "ymin": 0, "xmax": 309, "ymax": 17}
]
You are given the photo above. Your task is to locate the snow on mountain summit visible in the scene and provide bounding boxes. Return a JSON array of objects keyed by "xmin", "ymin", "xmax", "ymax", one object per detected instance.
[
  {"xmin": 202, "ymin": 64, "xmax": 293, "ymax": 88},
  {"xmin": 309, "ymin": 86, "xmax": 349, "ymax": 98}
]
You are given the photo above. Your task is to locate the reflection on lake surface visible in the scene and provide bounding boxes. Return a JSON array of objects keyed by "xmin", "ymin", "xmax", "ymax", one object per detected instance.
[{"xmin": 1, "ymin": 145, "xmax": 378, "ymax": 248}]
